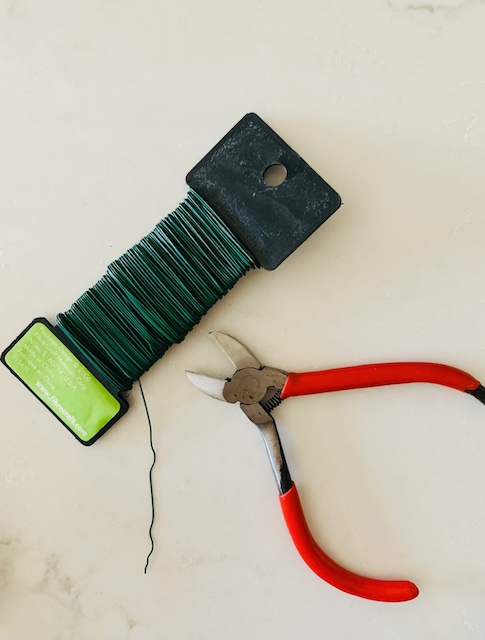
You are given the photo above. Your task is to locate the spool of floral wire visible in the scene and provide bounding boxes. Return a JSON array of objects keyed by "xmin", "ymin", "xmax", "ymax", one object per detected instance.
[
  {"xmin": 2, "ymin": 113, "xmax": 341, "ymax": 445},
  {"xmin": 57, "ymin": 190, "xmax": 256, "ymax": 393}
]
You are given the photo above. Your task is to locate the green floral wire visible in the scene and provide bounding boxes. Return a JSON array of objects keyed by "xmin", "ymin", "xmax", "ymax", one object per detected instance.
[{"xmin": 56, "ymin": 190, "xmax": 256, "ymax": 392}]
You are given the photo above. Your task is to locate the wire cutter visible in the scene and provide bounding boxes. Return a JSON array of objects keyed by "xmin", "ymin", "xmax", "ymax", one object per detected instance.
[{"xmin": 186, "ymin": 332, "xmax": 485, "ymax": 603}]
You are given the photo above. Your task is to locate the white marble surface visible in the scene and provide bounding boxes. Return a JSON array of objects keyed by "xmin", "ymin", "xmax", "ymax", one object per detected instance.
[{"xmin": 1, "ymin": 0, "xmax": 485, "ymax": 638}]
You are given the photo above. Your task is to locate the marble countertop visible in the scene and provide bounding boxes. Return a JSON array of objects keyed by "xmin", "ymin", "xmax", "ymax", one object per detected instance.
[{"xmin": 1, "ymin": 0, "xmax": 485, "ymax": 638}]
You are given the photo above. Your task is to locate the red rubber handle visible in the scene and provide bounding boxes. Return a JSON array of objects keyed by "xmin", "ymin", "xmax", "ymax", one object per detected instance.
[
  {"xmin": 281, "ymin": 362, "xmax": 481, "ymax": 399},
  {"xmin": 280, "ymin": 483, "xmax": 419, "ymax": 602}
]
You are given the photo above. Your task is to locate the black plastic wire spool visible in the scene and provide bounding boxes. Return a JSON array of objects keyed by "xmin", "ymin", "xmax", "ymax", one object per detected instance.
[{"xmin": 2, "ymin": 113, "xmax": 341, "ymax": 445}]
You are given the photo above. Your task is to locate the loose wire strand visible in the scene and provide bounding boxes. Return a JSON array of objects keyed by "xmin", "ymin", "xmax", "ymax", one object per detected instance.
[{"xmin": 139, "ymin": 378, "xmax": 156, "ymax": 573}]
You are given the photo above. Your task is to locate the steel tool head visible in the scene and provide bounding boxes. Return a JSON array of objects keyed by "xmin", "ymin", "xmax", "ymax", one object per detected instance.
[
  {"xmin": 185, "ymin": 332, "xmax": 260, "ymax": 403},
  {"xmin": 186, "ymin": 333, "xmax": 288, "ymax": 415}
]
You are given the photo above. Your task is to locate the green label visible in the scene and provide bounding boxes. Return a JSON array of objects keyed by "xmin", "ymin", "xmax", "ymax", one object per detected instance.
[{"xmin": 4, "ymin": 321, "xmax": 120, "ymax": 442}]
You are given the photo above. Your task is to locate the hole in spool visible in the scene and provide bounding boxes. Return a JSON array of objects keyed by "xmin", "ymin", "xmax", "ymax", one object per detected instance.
[{"xmin": 263, "ymin": 163, "xmax": 287, "ymax": 187}]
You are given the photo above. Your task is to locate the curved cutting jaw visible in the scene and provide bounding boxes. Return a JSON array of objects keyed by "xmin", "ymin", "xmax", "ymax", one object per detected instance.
[
  {"xmin": 209, "ymin": 332, "xmax": 261, "ymax": 370},
  {"xmin": 185, "ymin": 371, "xmax": 226, "ymax": 402}
]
